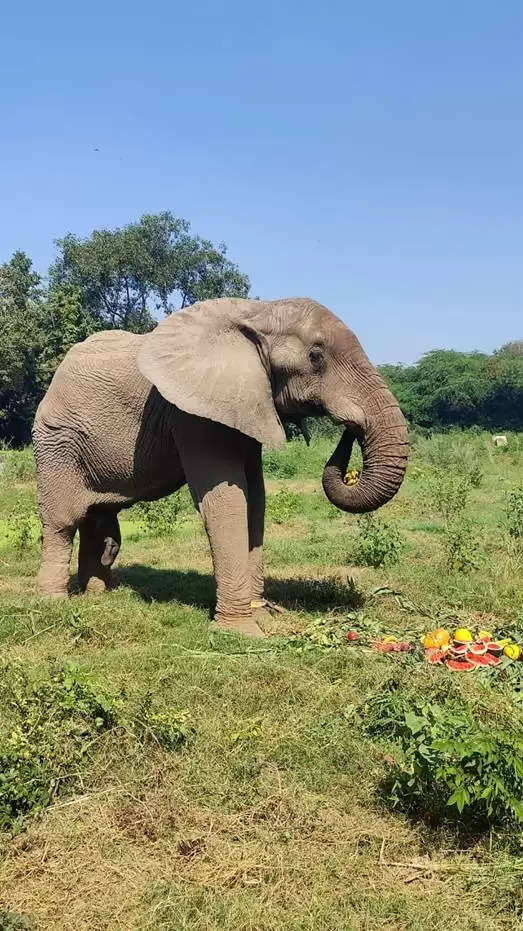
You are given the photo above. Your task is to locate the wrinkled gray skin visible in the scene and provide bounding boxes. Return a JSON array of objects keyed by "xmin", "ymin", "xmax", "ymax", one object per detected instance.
[{"xmin": 33, "ymin": 298, "xmax": 408, "ymax": 636}]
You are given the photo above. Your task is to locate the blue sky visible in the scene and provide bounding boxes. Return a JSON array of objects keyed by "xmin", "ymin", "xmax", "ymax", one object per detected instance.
[{"xmin": 1, "ymin": 1, "xmax": 522, "ymax": 363}]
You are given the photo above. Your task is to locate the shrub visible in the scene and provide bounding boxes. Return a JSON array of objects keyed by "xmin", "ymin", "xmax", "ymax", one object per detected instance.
[
  {"xmin": 0, "ymin": 663, "xmax": 196, "ymax": 830},
  {"xmin": 0, "ymin": 662, "xmax": 123, "ymax": 829},
  {"xmin": 263, "ymin": 450, "xmax": 299, "ymax": 478},
  {"xmin": 134, "ymin": 696, "xmax": 195, "ymax": 751},
  {"xmin": 266, "ymin": 489, "xmax": 300, "ymax": 524},
  {"xmin": 133, "ymin": 488, "xmax": 193, "ymax": 536},
  {"xmin": 443, "ymin": 516, "xmax": 482, "ymax": 573},
  {"xmin": 364, "ymin": 692, "xmax": 523, "ymax": 828},
  {"xmin": 0, "ymin": 912, "xmax": 34, "ymax": 931},
  {"xmin": 354, "ymin": 514, "xmax": 404, "ymax": 568},
  {"xmin": 5, "ymin": 497, "xmax": 38, "ymax": 554},
  {"xmin": 504, "ymin": 484, "xmax": 523, "ymax": 540},
  {"xmin": 423, "ymin": 469, "xmax": 471, "ymax": 524}
]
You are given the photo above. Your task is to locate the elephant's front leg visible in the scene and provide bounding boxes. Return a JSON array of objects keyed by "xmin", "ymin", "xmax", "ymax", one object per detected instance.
[
  {"xmin": 198, "ymin": 476, "xmax": 264, "ymax": 637},
  {"xmin": 176, "ymin": 414, "xmax": 264, "ymax": 637}
]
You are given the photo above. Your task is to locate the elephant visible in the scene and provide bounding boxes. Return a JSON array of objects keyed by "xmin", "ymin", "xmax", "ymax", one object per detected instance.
[{"xmin": 33, "ymin": 297, "xmax": 408, "ymax": 636}]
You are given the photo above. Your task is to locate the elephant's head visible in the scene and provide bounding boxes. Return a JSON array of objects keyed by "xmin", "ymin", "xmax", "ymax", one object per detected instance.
[{"xmin": 137, "ymin": 298, "xmax": 408, "ymax": 512}]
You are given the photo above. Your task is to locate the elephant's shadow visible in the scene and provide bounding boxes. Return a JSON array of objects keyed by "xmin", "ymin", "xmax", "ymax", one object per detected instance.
[{"xmin": 116, "ymin": 565, "xmax": 364, "ymax": 615}]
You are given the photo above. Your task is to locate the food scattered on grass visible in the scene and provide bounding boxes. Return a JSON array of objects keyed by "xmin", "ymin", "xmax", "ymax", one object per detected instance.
[
  {"xmin": 342, "ymin": 618, "xmax": 522, "ymax": 675},
  {"xmin": 420, "ymin": 626, "xmax": 522, "ymax": 672}
]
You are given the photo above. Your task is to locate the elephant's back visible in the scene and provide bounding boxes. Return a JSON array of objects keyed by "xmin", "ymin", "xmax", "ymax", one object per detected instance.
[{"xmin": 36, "ymin": 330, "xmax": 149, "ymax": 427}]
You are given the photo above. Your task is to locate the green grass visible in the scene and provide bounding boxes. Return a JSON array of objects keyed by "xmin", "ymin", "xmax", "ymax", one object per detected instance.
[{"xmin": 0, "ymin": 432, "xmax": 522, "ymax": 930}]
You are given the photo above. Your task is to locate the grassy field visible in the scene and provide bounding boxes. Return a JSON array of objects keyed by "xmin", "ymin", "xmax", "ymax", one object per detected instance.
[{"xmin": 0, "ymin": 432, "xmax": 522, "ymax": 930}]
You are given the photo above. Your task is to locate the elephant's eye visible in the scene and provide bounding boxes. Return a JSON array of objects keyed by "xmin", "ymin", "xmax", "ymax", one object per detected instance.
[{"xmin": 309, "ymin": 345, "xmax": 325, "ymax": 368}]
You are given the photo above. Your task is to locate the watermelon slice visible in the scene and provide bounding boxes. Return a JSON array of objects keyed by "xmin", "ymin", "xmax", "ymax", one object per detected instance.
[
  {"xmin": 486, "ymin": 654, "xmax": 501, "ymax": 667},
  {"xmin": 449, "ymin": 643, "xmax": 468, "ymax": 656},
  {"xmin": 447, "ymin": 658, "xmax": 476, "ymax": 672},
  {"xmin": 486, "ymin": 642, "xmax": 503, "ymax": 655},
  {"xmin": 468, "ymin": 653, "xmax": 491, "ymax": 667},
  {"xmin": 426, "ymin": 648, "xmax": 445, "ymax": 664},
  {"xmin": 468, "ymin": 642, "xmax": 488, "ymax": 656}
]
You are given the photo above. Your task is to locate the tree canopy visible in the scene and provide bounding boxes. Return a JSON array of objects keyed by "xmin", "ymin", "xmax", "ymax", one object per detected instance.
[
  {"xmin": 380, "ymin": 348, "xmax": 523, "ymax": 431},
  {"xmin": 50, "ymin": 212, "xmax": 250, "ymax": 332}
]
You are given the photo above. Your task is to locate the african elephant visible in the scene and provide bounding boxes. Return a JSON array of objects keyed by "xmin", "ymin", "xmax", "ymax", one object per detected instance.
[{"xmin": 33, "ymin": 297, "xmax": 408, "ymax": 636}]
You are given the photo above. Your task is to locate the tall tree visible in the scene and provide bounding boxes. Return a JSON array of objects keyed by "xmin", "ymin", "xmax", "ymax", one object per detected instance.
[
  {"xmin": 0, "ymin": 253, "xmax": 43, "ymax": 444},
  {"xmin": 50, "ymin": 212, "xmax": 250, "ymax": 332}
]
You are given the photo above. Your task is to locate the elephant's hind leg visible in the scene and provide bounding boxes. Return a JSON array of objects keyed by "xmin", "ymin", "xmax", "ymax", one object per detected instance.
[
  {"xmin": 78, "ymin": 509, "xmax": 121, "ymax": 594},
  {"xmin": 38, "ymin": 526, "xmax": 75, "ymax": 597}
]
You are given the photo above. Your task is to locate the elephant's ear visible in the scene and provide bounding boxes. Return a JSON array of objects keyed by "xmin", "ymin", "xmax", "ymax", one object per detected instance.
[{"xmin": 137, "ymin": 299, "xmax": 286, "ymax": 448}]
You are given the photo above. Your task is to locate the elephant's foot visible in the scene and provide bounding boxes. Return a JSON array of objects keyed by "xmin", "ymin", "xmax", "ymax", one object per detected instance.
[
  {"xmin": 251, "ymin": 598, "xmax": 286, "ymax": 635},
  {"xmin": 214, "ymin": 615, "xmax": 265, "ymax": 638},
  {"xmin": 80, "ymin": 570, "xmax": 119, "ymax": 595},
  {"xmin": 251, "ymin": 598, "xmax": 285, "ymax": 615}
]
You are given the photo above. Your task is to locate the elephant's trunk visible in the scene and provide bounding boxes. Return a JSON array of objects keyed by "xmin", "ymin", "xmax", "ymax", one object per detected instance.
[{"xmin": 322, "ymin": 382, "xmax": 408, "ymax": 513}]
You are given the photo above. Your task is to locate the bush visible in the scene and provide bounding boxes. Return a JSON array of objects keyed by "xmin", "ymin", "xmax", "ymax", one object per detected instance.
[
  {"xmin": 5, "ymin": 497, "xmax": 38, "ymax": 554},
  {"xmin": 443, "ymin": 516, "xmax": 482, "ymax": 573},
  {"xmin": 0, "ymin": 662, "xmax": 123, "ymax": 829},
  {"xmin": 354, "ymin": 514, "xmax": 404, "ymax": 568},
  {"xmin": 504, "ymin": 484, "xmax": 523, "ymax": 540},
  {"xmin": 0, "ymin": 913, "xmax": 34, "ymax": 931},
  {"xmin": 134, "ymin": 696, "xmax": 195, "ymax": 751},
  {"xmin": 423, "ymin": 469, "xmax": 472, "ymax": 524},
  {"xmin": 0, "ymin": 663, "xmax": 196, "ymax": 830},
  {"xmin": 364, "ymin": 692, "xmax": 523, "ymax": 828},
  {"xmin": 266, "ymin": 489, "xmax": 300, "ymax": 524},
  {"xmin": 132, "ymin": 488, "xmax": 193, "ymax": 536},
  {"xmin": 263, "ymin": 449, "xmax": 299, "ymax": 478}
]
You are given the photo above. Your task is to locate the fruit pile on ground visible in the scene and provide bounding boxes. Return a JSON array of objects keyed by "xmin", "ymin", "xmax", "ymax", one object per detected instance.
[{"xmin": 422, "ymin": 626, "xmax": 522, "ymax": 672}]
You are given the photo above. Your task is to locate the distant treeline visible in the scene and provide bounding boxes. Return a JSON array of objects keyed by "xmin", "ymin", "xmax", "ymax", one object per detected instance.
[
  {"xmin": 379, "ymin": 346, "xmax": 523, "ymax": 432},
  {"xmin": 1, "ymin": 213, "xmax": 522, "ymax": 445}
]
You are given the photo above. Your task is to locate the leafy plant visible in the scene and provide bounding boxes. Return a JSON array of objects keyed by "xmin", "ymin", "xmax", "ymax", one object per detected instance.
[
  {"xmin": 364, "ymin": 692, "xmax": 523, "ymax": 828},
  {"xmin": 354, "ymin": 514, "xmax": 405, "ymax": 568},
  {"xmin": 7, "ymin": 498, "xmax": 35, "ymax": 556},
  {"xmin": 263, "ymin": 450, "xmax": 298, "ymax": 478},
  {"xmin": 423, "ymin": 469, "xmax": 472, "ymax": 524},
  {"xmin": 134, "ymin": 696, "xmax": 195, "ymax": 751},
  {"xmin": 443, "ymin": 516, "xmax": 482, "ymax": 573},
  {"xmin": 504, "ymin": 484, "xmax": 523, "ymax": 540},
  {"xmin": 266, "ymin": 489, "xmax": 300, "ymax": 524},
  {"xmin": 0, "ymin": 912, "xmax": 34, "ymax": 931},
  {"xmin": 0, "ymin": 663, "xmax": 123, "ymax": 829},
  {"xmin": 132, "ymin": 488, "xmax": 193, "ymax": 536}
]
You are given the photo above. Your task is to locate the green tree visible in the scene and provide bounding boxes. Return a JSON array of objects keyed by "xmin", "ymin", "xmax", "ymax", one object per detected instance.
[
  {"xmin": 37, "ymin": 285, "xmax": 99, "ymax": 392},
  {"xmin": 50, "ymin": 212, "xmax": 250, "ymax": 332},
  {"xmin": 0, "ymin": 253, "xmax": 44, "ymax": 444},
  {"xmin": 0, "ymin": 250, "xmax": 41, "ymax": 311}
]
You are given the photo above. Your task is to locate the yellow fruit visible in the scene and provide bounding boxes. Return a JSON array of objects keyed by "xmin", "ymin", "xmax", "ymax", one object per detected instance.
[
  {"xmin": 503, "ymin": 644, "xmax": 521, "ymax": 660},
  {"xmin": 383, "ymin": 636, "xmax": 398, "ymax": 643},
  {"xmin": 478, "ymin": 629, "xmax": 492, "ymax": 641},
  {"xmin": 422, "ymin": 627, "xmax": 450, "ymax": 650},
  {"xmin": 453, "ymin": 627, "xmax": 473, "ymax": 643}
]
